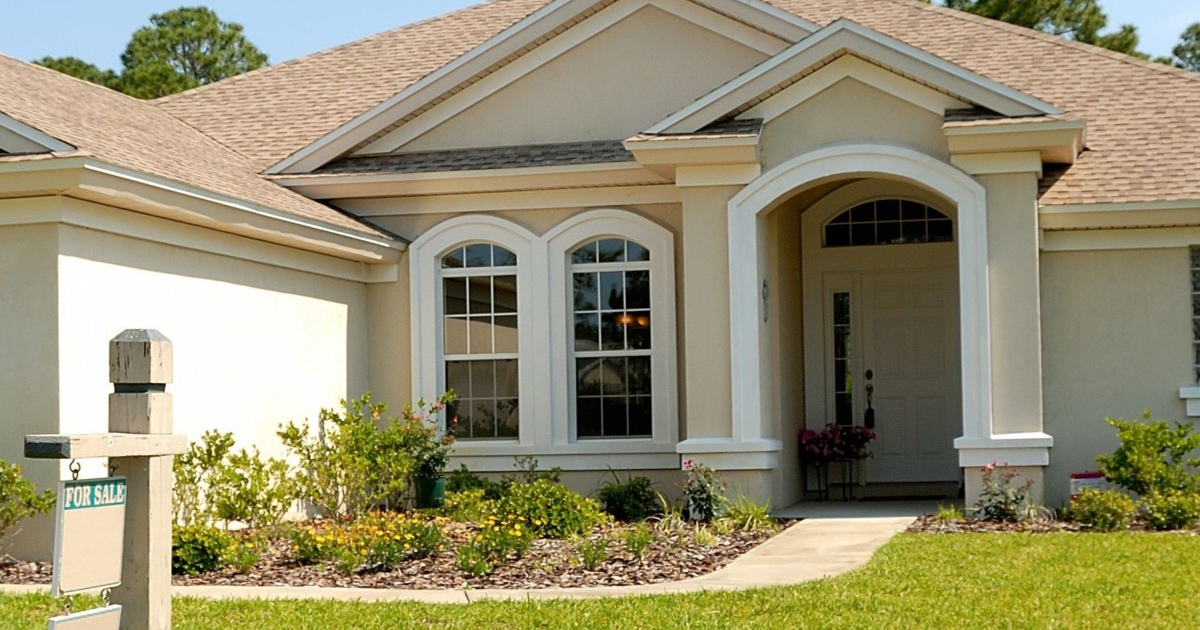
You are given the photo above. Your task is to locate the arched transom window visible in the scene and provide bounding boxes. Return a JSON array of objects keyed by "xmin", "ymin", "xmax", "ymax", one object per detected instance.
[
  {"xmin": 824, "ymin": 199, "xmax": 953, "ymax": 248},
  {"xmin": 571, "ymin": 238, "xmax": 652, "ymax": 438},
  {"xmin": 441, "ymin": 243, "xmax": 519, "ymax": 440}
]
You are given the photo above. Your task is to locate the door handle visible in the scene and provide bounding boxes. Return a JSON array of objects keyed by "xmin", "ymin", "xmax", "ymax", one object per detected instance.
[{"xmin": 864, "ymin": 369, "xmax": 875, "ymax": 429}]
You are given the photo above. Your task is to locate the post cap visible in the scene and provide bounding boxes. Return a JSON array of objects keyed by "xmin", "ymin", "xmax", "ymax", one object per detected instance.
[{"xmin": 109, "ymin": 329, "xmax": 173, "ymax": 386}]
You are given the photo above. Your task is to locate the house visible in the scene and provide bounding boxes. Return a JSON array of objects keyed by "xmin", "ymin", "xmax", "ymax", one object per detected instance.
[{"xmin": 3, "ymin": 0, "xmax": 1199, "ymax": 558}]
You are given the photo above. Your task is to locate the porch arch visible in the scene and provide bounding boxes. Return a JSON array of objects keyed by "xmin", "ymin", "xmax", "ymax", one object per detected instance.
[{"xmin": 727, "ymin": 142, "xmax": 991, "ymax": 451}]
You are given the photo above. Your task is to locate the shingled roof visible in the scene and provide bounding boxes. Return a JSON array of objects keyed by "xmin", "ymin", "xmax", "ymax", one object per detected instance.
[
  {"xmin": 152, "ymin": 0, "xmax": 1200, "ymax": 207},
  {"xmin": 0, "ymin": 54, "xmax": 390, "ymax": 239}
]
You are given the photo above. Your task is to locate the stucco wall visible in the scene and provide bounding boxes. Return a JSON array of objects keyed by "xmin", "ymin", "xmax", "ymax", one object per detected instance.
[
  {"xmin": 55, "ymin": 224, "xmax": 371, "ymax": 472},
  {"xmin": 401, "ymin": 5, "xmax": 767, "ymax": 152},
  {"xmin": 0, "ymin": 223, "xmax": 60, "ymax": 558},
  {"xmin": 1041, "ymin": 247, "xmax": 1193, "ymax": 506},
  {"xmin": 760, "ymin": 78, "xmax": 950, "ymax": 172}
]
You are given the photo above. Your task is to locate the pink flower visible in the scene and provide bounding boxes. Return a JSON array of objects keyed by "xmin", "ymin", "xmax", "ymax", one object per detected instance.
[
  {"xmin": 682, "ymin": 459, "xmax": 693, "ymax": 470},
  {"xmin": 432, "ymin": 402, "xmax": 445, "ymax": 411}
]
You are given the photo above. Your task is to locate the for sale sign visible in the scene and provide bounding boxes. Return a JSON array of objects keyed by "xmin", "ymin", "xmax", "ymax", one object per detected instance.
[
  {"xmin": 51, "ymin": 477, "xmax": 127, "ymax": 597},
  {"xmin": 47, "ymin": 605, "xmax": 122, "ymax": 630}
]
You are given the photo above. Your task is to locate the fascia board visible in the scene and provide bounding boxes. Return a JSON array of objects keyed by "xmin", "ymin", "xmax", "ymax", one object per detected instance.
[
  {"xmin": 0, "ymin": 157, "xmax": 403, "ymax": 261},
  {"xmin": 648, "ymin": 19, "xmax": 1060, "ymax": 134},
  {"xmin": 274, "ymin": 162, "xmax": 666, "ymax": 199},
  {"xmin": 0, "ymin": 112, "xmax": 75, "ymax": 154},
  {"xmin": 946, "ymin": 120, "xmax": 1085, "ymax": 163},
  {"xmin": 691, "ymin": 0, "xmax": 818, "ymax": 41}
]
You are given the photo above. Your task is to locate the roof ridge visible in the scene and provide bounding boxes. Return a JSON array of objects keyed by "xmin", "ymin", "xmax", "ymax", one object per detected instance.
[
  {"xmin": 873, "ymin": 0, "xmax": 1200, "ymax": 85},
  {"xmin": 154, "ymin": 0, "xmax": 523, "ymax": 106}
]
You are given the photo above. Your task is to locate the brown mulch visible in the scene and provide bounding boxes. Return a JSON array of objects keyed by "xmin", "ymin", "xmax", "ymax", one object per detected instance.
[
  {"xmin": 907, "ymin": 515, "xmax": 1084, "ymax": 534},
  {"xmin": 2, "ymin": 522, "xmax": 792, "ymax": 591}
]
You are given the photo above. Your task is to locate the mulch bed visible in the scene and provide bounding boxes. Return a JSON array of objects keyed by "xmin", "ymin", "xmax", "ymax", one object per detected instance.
[
  {"xmin": 2, "ymin": 521, "xmax": 792, "ymax": 591},
  {"xmin": 908, "ymin": 515, "xmax": 1200, "ymax": 535}
]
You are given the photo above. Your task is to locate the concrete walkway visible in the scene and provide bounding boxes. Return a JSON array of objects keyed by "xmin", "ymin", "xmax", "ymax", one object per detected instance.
[{"xmin": 1, "ymin": 507, "xmax": 920, "ymax": 604}]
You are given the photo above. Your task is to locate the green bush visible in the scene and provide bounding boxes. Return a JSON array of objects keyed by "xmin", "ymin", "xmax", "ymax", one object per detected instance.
[
  {"xmin": 172, "ymin": 524, "xmax": 233, "ymax": 575},
  {"xmin": 173, "ymin": 430, "xmax": 234, "ymax": 527},
  {"xmin": 456, "ymin": 542, "xmax": 491, "ymax": 577},
  {"xmin": 288, "ymin": 513, "xmax": 448, "ymax": 569},
  {"xmin": 0, "ymin": 459, "xmax": 55, "ymax": 545},
  {"xmin": 597, "ymin": 474, "xmax": 659, "ymax": 523},
  {"xmin": 973, "ymin": 463, "xmax": 1035, "ymax": 523},
  {"xmin": 1069, "ymin": 488, "xmax": 1137, "ymax": 532},
  {"xmin": 441, "ymin": 488, "xmax": 492, "ymax": 524},
  {"xmin": 576, "ymin": 538, "xmax": 608, "ymax": 570},
  {"xmin": 1097, "ymin": 412, "xmax": 1200, "ymax": 496},
  {"xmin": 225, "ymin": 536, "xmax": 265, "ymax": 574},
  {"xmin": 682, "ymin": 461, "xmax": 726, "ymax": 522},
  {"xmin": 210, "ymin": 446, "xmax": 296, "ymax": 531},
  {"xmin": 1141, "ymin": 490, "xmax": 1200, "ymax": 531},
  {"xmin": 620, "ymin": 524, "xmax": 654, "ymax": 557},
  {"xmin": 723, "ymin": 495, "xmax": 780, "ymax": 533},
  {"xmin": 446, "ymin": 465, "xmax": 507, "ymax": 501},
  {"xmin": 493, "ymin": 479, "xmax": 606, "ymax": 539}
]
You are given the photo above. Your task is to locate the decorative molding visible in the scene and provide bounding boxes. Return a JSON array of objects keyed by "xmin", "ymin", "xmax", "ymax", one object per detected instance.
[
  {"xmin": 676, "ymin": 164, "xmax": 762, "ymax": 187},
  {"xmin": 647, "ymin": 19, "xmax": 1059, "ymax": 135},
  {"xmin": 945, "ymin": 118, "xmax": 1085, "ymax": 165},
  {"xmin": 955, "ymin": 432, "xmax": 1054, "ymax": 467},
  {"xmin": 726, "ymin": 143, "xmax": 994, "ymax": 455},
  {"xmin": 951, "ymin": 151, "xmax": 1043, "ymax": 177}
]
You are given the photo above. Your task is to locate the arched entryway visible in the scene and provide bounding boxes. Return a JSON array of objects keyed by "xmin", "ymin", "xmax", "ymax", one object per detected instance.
[{"xmin": 725, "ymin": 143, "xmax": 991, "ymax": 505}]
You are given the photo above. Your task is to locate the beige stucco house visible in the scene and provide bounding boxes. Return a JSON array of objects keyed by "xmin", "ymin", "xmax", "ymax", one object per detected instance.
[{"xmin": 3, "ymin": 0, "xmax": 1200, "ymax": 557}]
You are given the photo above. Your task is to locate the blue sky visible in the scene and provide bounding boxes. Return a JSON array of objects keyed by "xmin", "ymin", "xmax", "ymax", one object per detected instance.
[{"xmin": 1, "ymin": 0, "xmax": 1197, "ymax": 69}]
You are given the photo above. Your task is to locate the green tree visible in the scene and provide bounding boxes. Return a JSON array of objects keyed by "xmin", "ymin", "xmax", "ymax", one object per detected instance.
[
  {"xmin": 1173, "ymin": 23, "xmax": 1200, "ymax": 72},
  {"xmin": 119, "ymin": 6, "xmax": 268, "ymax": 99},
  {"xmin": 33, "ymin": 56, "xmax": 122, "ymax": 90},
  {"xmin": 943, "ymin": 0, "xmax": 1143, "ymax": 55}
]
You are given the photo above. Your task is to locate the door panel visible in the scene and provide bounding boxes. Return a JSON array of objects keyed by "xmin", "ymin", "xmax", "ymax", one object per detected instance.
[{"xmin": 860, "ymin": 270, "xmax": 960, "ymax": 483}]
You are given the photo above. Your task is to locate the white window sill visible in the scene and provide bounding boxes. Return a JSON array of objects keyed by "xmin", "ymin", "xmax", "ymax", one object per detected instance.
[{"xmin": 1180, "ymin": 387, "xmax": 1200, "ymax": 417}]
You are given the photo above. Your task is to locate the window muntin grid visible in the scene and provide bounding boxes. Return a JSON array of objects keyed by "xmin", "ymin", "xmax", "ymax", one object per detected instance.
[
  {"xmin": 832, "ymin": 292, "xmax": 853, "ymax": 426},
  {"xmin": 442, "ymin": 244, "xmax": 519, "ymax": 440},
  {"xmin": 824, "ymin": 199, "xmax": 953, "ymax": 248},
  {"xmin": 571, "ymin": 238, "xmax": 652, "ymax": 438}
]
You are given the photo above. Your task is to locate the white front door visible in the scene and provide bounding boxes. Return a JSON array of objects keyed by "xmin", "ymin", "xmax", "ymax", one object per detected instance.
[{"xmin": 859, "ymin": 270, "xmax": 961, "ymax": 483}]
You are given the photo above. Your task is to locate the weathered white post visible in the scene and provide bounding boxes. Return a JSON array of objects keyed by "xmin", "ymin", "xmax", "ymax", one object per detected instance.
[
  {"xmin": 108, "ymin": 330, "xmax": 174, "ymax": 630},
  {"xmin": 25, "ymin": 330, "xmax": 184, "ymax": 630}
]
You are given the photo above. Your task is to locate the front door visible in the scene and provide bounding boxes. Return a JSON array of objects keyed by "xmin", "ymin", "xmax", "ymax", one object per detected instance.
[{"xmin": 859, "ymin": 270, "xmax": 960, "ymax": 483}]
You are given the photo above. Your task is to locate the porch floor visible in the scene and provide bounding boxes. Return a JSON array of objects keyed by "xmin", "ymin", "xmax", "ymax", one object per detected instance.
[{"xmin": 775, "ymin": 499, "xmax": 953, "ymax": 520}]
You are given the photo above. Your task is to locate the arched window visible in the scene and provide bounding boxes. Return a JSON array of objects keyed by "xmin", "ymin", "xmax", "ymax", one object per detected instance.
[
  {"xmin": 824, "ymin": 199, "xmax": 953, "ymax": 248},
  {"xmin": 570, "ymin": 239, "xmax": 652, "ymax": 438},
  {"xmin": 440, "ymin": 243, "xmax": 520, "ymax": 440}
]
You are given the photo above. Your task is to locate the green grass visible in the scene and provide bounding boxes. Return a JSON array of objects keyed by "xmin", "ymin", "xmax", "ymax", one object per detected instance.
[{"xmin": 4, "ymin": 533, "xmax": 1199, "ymax": 629}]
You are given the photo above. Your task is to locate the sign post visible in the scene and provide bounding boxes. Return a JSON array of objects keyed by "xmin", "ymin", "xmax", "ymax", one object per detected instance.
[{"xmin": 27, "ymin": 330, "xmax": 186, "ymax": 630}]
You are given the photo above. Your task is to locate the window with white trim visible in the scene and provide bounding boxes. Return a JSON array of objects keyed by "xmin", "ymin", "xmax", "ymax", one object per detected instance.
[
  {"xmin": 824, "ymin": 199, "xmax": 953, "ymax": 248},
  {"xmin": 571, "ymin": 239, "xmax": 653, "ymax": 438},
  {"xmin": 441, "ymin": 243, "xmax": 519, "ymax": 440}
]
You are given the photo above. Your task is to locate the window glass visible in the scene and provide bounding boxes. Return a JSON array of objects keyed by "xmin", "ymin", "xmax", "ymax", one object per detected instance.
[
  {"xmin": 441, "ymin": 244, "xmax": 519, "ymax": 440},
  {"xmin": 824, "ymin": 200, "xmax": 953, "ymax": 248}
]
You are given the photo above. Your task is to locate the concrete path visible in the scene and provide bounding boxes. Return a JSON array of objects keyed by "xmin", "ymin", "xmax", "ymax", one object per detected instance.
[{"xmin": 1, "ymin": 509, "xmax": 919, "ymax": 604}]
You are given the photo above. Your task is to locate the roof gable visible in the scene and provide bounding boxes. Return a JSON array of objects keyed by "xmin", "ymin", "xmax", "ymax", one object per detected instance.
[
  {"xmin": 0, "ymin": 112, "xmax": 74, "ymax": 155},
  {"xmin": 268, "ymin": 0, "xmax": 818, "ymax": 175},
  {"xmin": 647, "ymin": 19, "xmax": 1061, "ymax": 135}
]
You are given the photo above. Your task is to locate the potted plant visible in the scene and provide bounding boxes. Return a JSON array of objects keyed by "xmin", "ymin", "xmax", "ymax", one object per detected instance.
[
  {"xmin": 405, "ymin": 392, "xmax": 457, "ymax": 509},
  {"xmin": 800, "ymin": 423, "xmax": 876, "ymax": 464}
]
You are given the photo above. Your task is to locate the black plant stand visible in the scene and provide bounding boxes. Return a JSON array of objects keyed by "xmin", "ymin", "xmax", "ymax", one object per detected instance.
[{"xmin": 805, "ymin": 458, "xmax": 857, "ymax": 502}]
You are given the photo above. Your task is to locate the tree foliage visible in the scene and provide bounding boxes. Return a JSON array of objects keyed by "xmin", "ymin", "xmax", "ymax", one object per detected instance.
[
  {"xmin": 942, "ymin": 0, "xmax": 1142, "ymax": 55},
  {"xmin": 1174, "ymin": 23, "xmax": 1200, "ymax": 72},
  {"xmin": 33, "ymin": 6, "xmax": 267, "ymax": 99},
  {"xmin": 119, "ymin": 6, "xmax": 269, "ymax": 99}
]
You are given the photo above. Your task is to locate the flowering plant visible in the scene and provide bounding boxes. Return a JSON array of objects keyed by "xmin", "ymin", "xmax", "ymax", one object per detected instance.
[
  {"xmin": 799, "ymin": 423, "xmax": 877, "ymax": 463},
  {"xmin": 681, "ymin": 459, "xmax": 726, "ymax": 522},
  {"xmin": 404, "ymin": 391, "xmax": 459, "ymax": 478}
]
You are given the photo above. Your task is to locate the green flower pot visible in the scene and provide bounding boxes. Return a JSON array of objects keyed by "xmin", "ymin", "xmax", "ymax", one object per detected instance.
[{"xmin": 413, "ymin": 475, "xmax": 446, "ymax": 509}]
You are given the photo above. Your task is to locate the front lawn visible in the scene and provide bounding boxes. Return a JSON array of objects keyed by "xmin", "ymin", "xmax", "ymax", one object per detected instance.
[{"xmin": 4, "ymin": 532, "xmax": 1199, "ymax": 629}]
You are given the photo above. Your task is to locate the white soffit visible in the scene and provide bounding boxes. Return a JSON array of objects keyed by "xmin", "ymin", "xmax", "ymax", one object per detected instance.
[
  {"xmin": 0, "ymin": 112, "xmax": 75, "ymax": 154},
  {"xmin": 646, "ymin": 19, "xmax": 1062, "ymax": 135},
  {"xmin": 268, "ymin": 0, "xmax": 817, "ymax": 175}
]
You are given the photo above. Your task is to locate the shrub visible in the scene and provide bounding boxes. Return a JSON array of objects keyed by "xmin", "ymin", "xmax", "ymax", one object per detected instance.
[
  {"xmin": 172, "ymin": 524, "xmax": 233, "ymax": 575},
  {"xmin": 441, "ymin": 488, "xmax": 492, "ymax": 524},
  {"xmin": 470, "ymin": 513, "xmax": 534, "ymax": 560},
  {"xmin": 402, "ymin": 395, "xmax": 458, "ymax": 478},
  {"xmin": 277, "ymin": 394, "xmax": 415, "ymax": 519},
  {"xmin": 1069, "ymin": 488, "xmax": 1137, "ymax": 532},
  {"xmin": 493, "ymin": 479, "xmax": 606, "ymax": 539},
  {"xmin": 225, "ymin": 536, "xmax": 265, "ymax": 574},
  {"xmin": 1141, "ymin": 490, "xmax": 1200, "ymax": 531},
  {"xmin": 723, "ymin": 495, "xmax": 780, "ymax": 533},
  {"xmin": 0, "ymin": 459, "xmax": 55, "ymax": 545},
  {"xmin": 173, "ymin": 430, "xmax": 234, "ymax": 527},
  {"xmin": 693, "ymin": 526, "xmax": 717, "ymax": 547},
  {"xmin": 210, "ymin": 446, "xmax": 296, "ymax": 531},
  {"xmin": 576, "ymin": 538, "xmax": 608, "ymax": 570},
  {"xmin": 288, "ymin": 512, "xmax": 448, "ymax": 570},
  {"xmin": 620, "ymin": 524, "xmax": 654, "ymax": 557},
  {"xmin": 456, "ymin": 542, "xmax": 491, "ymax": 577},
  {"xmin": 446, "ymin": 465, "xmax": 507, "ymax": 501},
  {"xmin": 1097, "ymin": 411, "xmax": 1200, "ymax": 497},
  {"xmin": 933, "ymin": 503, "xmax": 965, "ymax": 523},
  {"xmin": 597, "ymin": 474, "xmax": 659, "ymax": 523},
  {"xmin": 681, "ymin": 460, "xmax": 726, "ymax": 522},
  {"xmin": 972, "ymin": 462, "xmax": 1034, "ymax": 523}
]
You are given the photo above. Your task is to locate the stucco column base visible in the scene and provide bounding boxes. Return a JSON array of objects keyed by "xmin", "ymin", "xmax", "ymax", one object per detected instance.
[{"xmin": 963, "ymin": 465, "xmax": 1045, "ymax": 508}]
